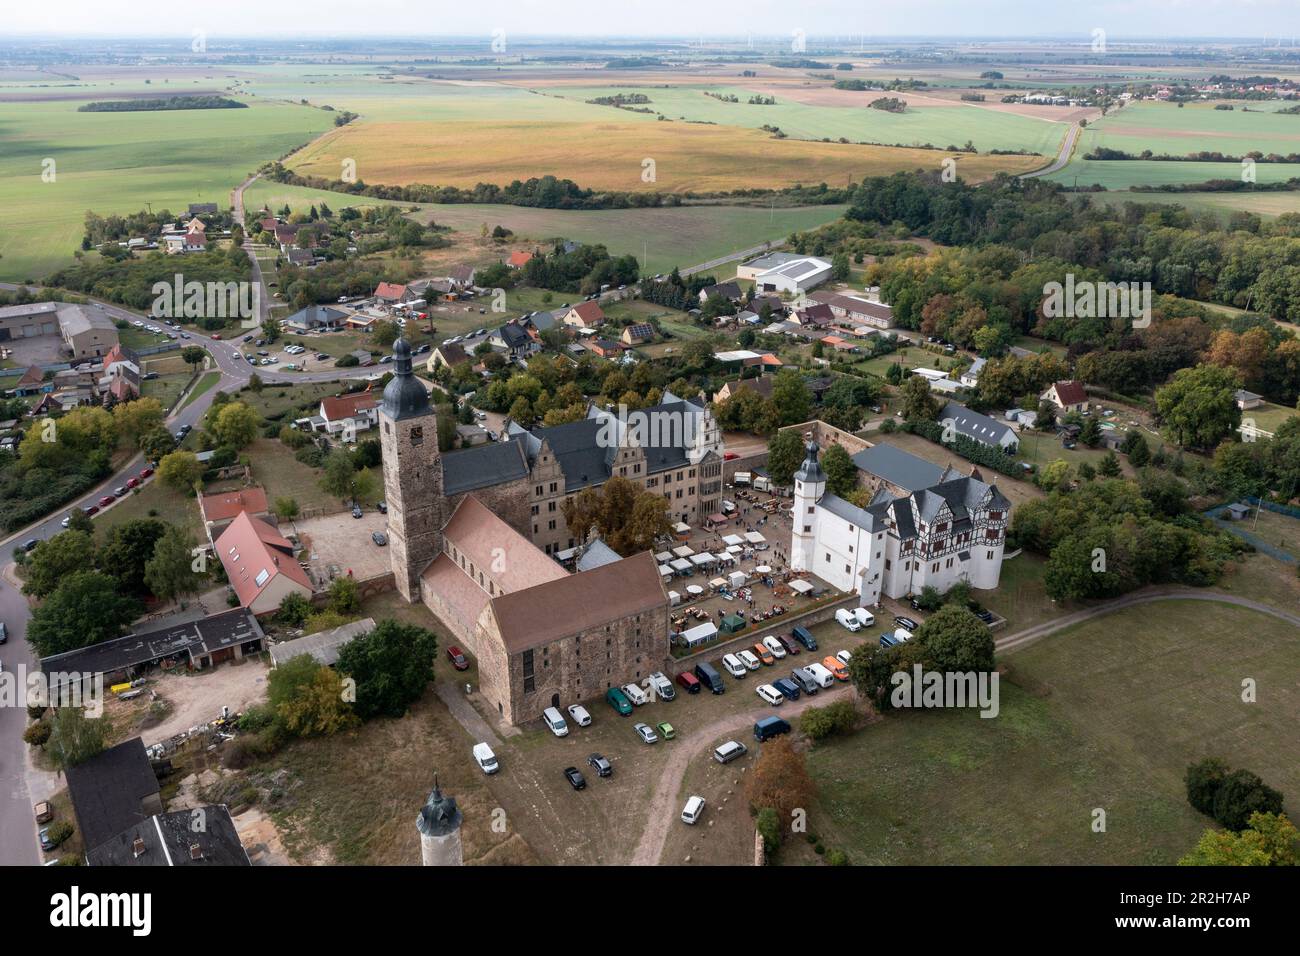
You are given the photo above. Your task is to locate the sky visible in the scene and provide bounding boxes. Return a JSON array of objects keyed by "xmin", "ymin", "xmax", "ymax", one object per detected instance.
[{"xmin": 4, "ymin": 0, "xmax": 1299, "ymax": 41}]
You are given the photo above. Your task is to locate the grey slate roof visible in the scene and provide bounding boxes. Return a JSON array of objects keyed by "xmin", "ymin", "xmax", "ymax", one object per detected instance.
[
  {"xmin": 86, "ymin": 806, "xmax": 249, "ymax": 867},
  {"xmin": 817, "ymin": 493, "xmax": 888, "ymax": 532},
  {"xmin": 852, "ymin": 443, "xmax": 946, "ymax": 492},
  {"xmin": 575, "ymin": 539, "xmax": 622, "ymax": 571},
  {"xmin": 441, "ymin": 437, "xmax": 530, "ymax": 495},
  {"xmin": 65, "ymin": 738, "xmax": 160, "ymax": 852},
  {"xmin": 940, "ymin": 401, "xmax": 1018, "ymax": 447}
]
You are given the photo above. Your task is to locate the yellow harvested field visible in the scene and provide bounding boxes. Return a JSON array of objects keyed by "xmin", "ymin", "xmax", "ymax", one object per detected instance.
[{"xmin": 289, "ymin": 119, "xmax": 1042, "ymax": 193}]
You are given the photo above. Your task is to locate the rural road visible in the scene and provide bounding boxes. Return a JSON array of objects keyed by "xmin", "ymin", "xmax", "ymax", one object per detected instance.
[
  {"xmin": 1021, "ymin": 122, "xmax": 1082, "ymax": 180},
  {"xmin": 629, "ymin": 680, "xmax": 853, "ymax": 866},
  {"xmin": 995, "ymin": 587, "xmax": 1300, "ymax": 654},
  {"xmin": 0, "ymin": 281, "xmax": 366, "ymax": 865}
]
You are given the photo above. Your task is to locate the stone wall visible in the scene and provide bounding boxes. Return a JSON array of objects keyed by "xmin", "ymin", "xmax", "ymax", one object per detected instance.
[{"xmin": 780, "ymin": 419, "xmax": 872, "ymax": 458}]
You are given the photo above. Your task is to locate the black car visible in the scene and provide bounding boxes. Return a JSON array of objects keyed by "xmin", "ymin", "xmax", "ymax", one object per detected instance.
[
  {"xmin": 0, "ymin": 622, "xmax": 7, "ymax": 644},
  {"xmin": 21, "ymin": 539, "xmax": 39, "ymax": 553},
  {"xmin": 563, "ymin": 766, "xmax": 586, "ymax": 790},
  {"xmin": 352, "ymin": 505, "xmax": 363, "ymax": 519},
  {"xmin": 587, "ymin": 753, "xmax": 612, "ymax": 778},
  {"xmin": 371, "ymin": 531, "xmax": 388, "ymax": 546},
  {"xmin": 376, "ymin": 501, "xmax": 388, "ymax": 514},
  {"xmin": 894, "ymin": 615, "xmax": 920, "ymax": 632}
]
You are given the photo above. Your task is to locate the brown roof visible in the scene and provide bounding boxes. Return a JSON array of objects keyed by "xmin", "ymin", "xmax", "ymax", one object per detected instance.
[
  {"xmin": 434, "ymin": 343, "xmax": 469, "ymax": 365},
  {"xmin": 374, "ymin": 281, "xmax": 407, "ymax": 301},
  {"xmin": 722, "ymin": 375, "xmax": 775, "ymax": 400},
  {"xmin": 567, "ymin": 300, "xmax": 606, "ymax": 326},
  {"xmin": 808, "ymin": 290, "xmax": 892, "ymax": 322},
  {"xmin": 15, "ymin": 366, "xmax": 44, "ymax": 388},
  {"xmin": 320, "ymin": 391, "xmax": 379, "ymax": 421},
  {"xmin": 447, "ymin": 264, "xmax": 476, "ymax": 285},
  {"xmin": 490, "ymin": 550, "xmax": 667, "ymax": 654},
  {"xmin": 437, "ymin": 495, "xmax": 567, "ymax": 594},
  {"xmin": 1050, "ymin": 380, "xmax": 1088, "ymax": 406},
  {"xmin": 216, "ymin": 511, "xmax": 311, "ymax": 608},
  {"xmin": 200, "ymin": 487, "xmax": 269, "ymax": 524}
]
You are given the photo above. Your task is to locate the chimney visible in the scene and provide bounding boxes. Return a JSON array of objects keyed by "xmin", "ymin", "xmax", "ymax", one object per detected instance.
[{"xmin": 132, "ymin": 837, "xmax": 147, "ymax": 858}]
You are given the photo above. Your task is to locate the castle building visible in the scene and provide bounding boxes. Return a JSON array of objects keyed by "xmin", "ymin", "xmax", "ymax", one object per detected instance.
[
  {"xmin": 379, "ymin": 339, "xmax": 672, "ymax": 725},
  {"xmin": 790, "ymin": 441, "xmax": 1011, "ymax": 605}
]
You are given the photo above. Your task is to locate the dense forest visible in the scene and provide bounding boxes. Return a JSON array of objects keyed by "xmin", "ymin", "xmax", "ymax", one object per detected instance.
[{"xmin": 77, "ymin": 96, "xmax": 246, "ymax": 112}]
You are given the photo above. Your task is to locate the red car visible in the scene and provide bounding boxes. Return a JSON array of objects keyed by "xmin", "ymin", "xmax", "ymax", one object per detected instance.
[
  {"xmin": 126, "ymin": 477, "xmax": 140, "ymax": 489},
  {"xmin": 139, "ymin": 467, "xmax": 154, "ymax": 479},
  {"xmin": 98, "ymin": 495, "xmax": 116, "ymax": 508},
  {"xmin": 446, "ymin": 646, "xmax": 469, "ymax": 671},
  {"xmin": 82, "ymin": 505, "xmax": 99, "ymax": 517},
  {"xmin": 211, "ymin": 333, "xmax": 222, "ymax": 340}
]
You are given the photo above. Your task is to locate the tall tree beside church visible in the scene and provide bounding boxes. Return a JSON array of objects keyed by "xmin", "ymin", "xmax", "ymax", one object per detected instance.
[{"xmin": 561, "ymin": 476, "xmax": 670, "ymax": 556}]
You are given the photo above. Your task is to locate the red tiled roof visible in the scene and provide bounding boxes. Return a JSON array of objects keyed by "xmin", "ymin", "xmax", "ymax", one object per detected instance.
[
  {"xmin": 507, "ymin": 251, "xmax": 533, "ymax": 268},
  {"xmin": 1051, "ymin": 380, "xmax": 1088, "ymax": 406},
  {"xmin": 374, "ymin": 281, "xmax": 407, "ymax": 300},
  {"xmin": 16, "ymin": 366, "xmax": 44, "ymax": 388},
  {"xmin": 200, "ymin": 487, "xmax": 270, "ymax": 524},
  {"xmin": 567, "ymin": 300, "xmax": 606, "ymax": 326},
  {"xmin": 320, "ymin": 391, "xmax": 379, "ymax": 422},
  {"xmin": 216, "ymin": 511, "xmax": 311, "ymax": 608},
  {"xmin": 437, "ymin": 495, "xmax": 568, "ymax": 593}
]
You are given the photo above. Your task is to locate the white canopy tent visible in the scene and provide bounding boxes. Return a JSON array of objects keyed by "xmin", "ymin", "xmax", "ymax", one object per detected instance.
[
  {"xmin": 658, "ymin": 564, "xmax": 673, "ymax": 577},
  {"xmin": 709, "ymin": 577, "xmax": 728, "ymax": 590},
  {"xmin": 686, "ymin": 584, "xmax": 704, "ymax": 596},
  {"xmin": 654, "ymin": 551, "xmax": 674, "ymax": 563},
  {"xmin": 673, "ymin": 522, "xmax": 691, "ymax": 535},
  {"xmin": 668, "ymin": 590, "xmax": 681, "ymax": 606},
  {"xmin": 721, "ymin": 534, "xmax": 745, "ymax": 547},
  {"xmin": 690, "ymin": 553, "xmax": 713, "ymax": 567},
  {"xmin": 729, "ymin": 570, "xmax": 747, "ymax": 589},
  {"xmin": 680, "ymin": 622, "xmax": 718, "ymax": 647},
  {"xmin": 744, "ymin": 531, "xmax": 766, "ymax": 545},
  {"xmin": 790, "ymin": 579, "xmax": 814, "ymax": 595},
  {"xmin": 670, "ymin": 558, "xmax": 693, "ymax": 573},
  {"xmin": 672, "ymin": 545, "xmax": 695, "ymax": 559}
]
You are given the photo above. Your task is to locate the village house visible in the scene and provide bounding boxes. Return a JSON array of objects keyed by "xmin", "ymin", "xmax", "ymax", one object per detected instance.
[
  {"xmin": 215, "ymin": 511, "xmax": 313, "ymax": 615},
  {"xmin": 1234, "ymin": 388, "xmax": 1265, "ymax": 411},
  {"xmin": 940, "ymin": 401, "xmax": 1021, "ymax": 453},
  {"xmin": 11, "ymin": 365, "xmax": 51, "ymax": 397},
  {"xmin": 562, "ymin": 300, "xmax": 607, "ymax": 330},
  {"xmin": 316, "ymin": 390, "xmax": 381, "ymax": 438},
  {"xmin": 808, "ymin": 290, "xmax": 893, "ymax": 330},
  {"xmin": 427, "ymin": 342, "xmax": 470, "ymax": 373},
  {"xmin": 57, "ymin": 305, "xmax": 119, "ymax": 360},
  {"xmin": 1040, "ymin": 380, "xmax": 1089, "ymax": 415},
  {"xmin": 620, "ymin": 323, "xmax": 654, "ymax": 346},
  {"xmin": 283, "ymin": 305, "xmax": 348, "ymax": 333},
  {"xmin": 699, "ymin": 281, "xmax": 742, "ymax": 304},
  {"xmin": 489, "ymin": 321, "xmax": 536, "ymax": 359},
  {"xmin": 199, "ymin": 486, "xmax": 271, "ymax": 542},
  {"xmin": 506, "ymin": 251, "xmax": 534, "ymax": 269},
  {"xmin": 373, "ymin": 281, "xmax": 414, "ymax": 306}
]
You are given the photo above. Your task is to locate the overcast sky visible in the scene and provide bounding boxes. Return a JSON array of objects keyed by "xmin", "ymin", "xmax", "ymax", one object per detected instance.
[{"xmin": 5, "ymin": 0, "xmax": 1299, "ymax": 40}]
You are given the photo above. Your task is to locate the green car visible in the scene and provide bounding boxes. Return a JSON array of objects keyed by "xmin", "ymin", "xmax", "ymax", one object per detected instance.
[
  {"xmin": 605, "ymin": 686, "xmax": 633, "ymax": 716},
  {"xmin": 656, "ymin": 721, "xmax": 676, "ymax": 740}
]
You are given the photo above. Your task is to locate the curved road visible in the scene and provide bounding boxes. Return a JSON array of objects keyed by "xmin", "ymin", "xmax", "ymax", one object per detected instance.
[
  {"xmin": 0, "ymin": 281, "xmax": 367, "ymax": 865},
  {"xmin": 629, "ymin": 588, "xmax": 1299, "ymax": 866},
  {"xmin": 1021, "ymin": 122, "xmax": 1081, "ymax": 180}
]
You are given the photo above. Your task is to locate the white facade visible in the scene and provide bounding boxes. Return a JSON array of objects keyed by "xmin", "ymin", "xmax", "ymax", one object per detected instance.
[
  {"xmin": 753, "ymin": 257, "xmax": 832, "ymax": 294},
  {"xmin": 791, "ymin": 442, "xmax": 1011, "ymax": 605}
]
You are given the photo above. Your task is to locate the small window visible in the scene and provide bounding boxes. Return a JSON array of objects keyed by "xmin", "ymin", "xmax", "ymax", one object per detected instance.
[{"xmin": 409, "ymin": 425, "xmax": 423, "ymax": 446}]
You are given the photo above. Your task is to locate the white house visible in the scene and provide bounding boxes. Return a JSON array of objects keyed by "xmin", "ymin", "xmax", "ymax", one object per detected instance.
[
  {"xmin": 960, "ymin": 357, "xmax": 986, "ymax": 389},
  {"xmin": 317, "ymin": 391, "xmax": 380, "ymax": 439},
  {"xmin": 790, "ymin": 440, "xmax": 1011, "ymax": 605}
]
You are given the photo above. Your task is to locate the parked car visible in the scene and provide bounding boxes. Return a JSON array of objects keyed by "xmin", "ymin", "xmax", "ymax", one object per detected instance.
[
  {"xmin": 647, "ymin": 671, "xmax": 675, "ymax": 700},
  {"xmin": 446, "ymin": 646, "xmax": 469, "ymax": 670},
  {"xmin": 761, "ymin": 635, "xmax": 787, "ymax": 660},
  {"xmin": 371, "ymin": 531, "xmax": 388, "ymax": 546},
  {"xmin": 81, "ymin": 505, "xmax": 98, "ymax": 517},
  {"xmin": 621, "ymin": 683, "xmax": 649, "ymax": 706},
  {"xmin": 126, "ymin": 476, "xmax": 139, "ymax": 489},
  {"xmin": 39, "ymin": 827, "xmax": 57, "ymax": 852},
  {"xmin": 563, "ymin": 766, "xmax": 586, "ymax": 790},
  {"xmin": 755, "ymin": 683, "xmax": 784, "ymax": 707},
  {"xmin": 852, "ymin": 607, "xmax": 875, "ymax": 628},
  {"xmin": 542, "ymin": 706, "xmax": 569, "ymax": 737},
  {"xmin": 755, "ymin": 715, "xmax": 791, "ymax": 741},
  {"xmin": 587, "ymin": 753, "xmax": 612, "ymax": 778},
  {"xmin": 693, "ymin": 661, "xmax": 724, "ymax": 694},
  {"xmin": 835, "ymin": 649, "xmax": 853, "ymax": 667},
  {"xmin": 775, "ymin": 633, "xmax": 801, "ymax": 656},
  {"xmin": 721, "ymin": 653, "xmax": 747, "ymax": 679},
  {"xmin": 712, "ymin": 740, "xmax": 748, "ymax": 764},
  {"xmin": 98, "ymin": 495, "xmax": 115, "ymax": 508},
  {"xmin": 804, "ymin": 661, "xmax": 836, "ymax": 689},
  {"xmin": 567, "ymin": 704, "xmax": 592, "ymax": 727},
  {"xmin": 633, "ymin": 722, "xmax": 658, "ymax": 745},
  {"xmin": 376, "ymin": 501, "xmax": 388, "ymax": 514},
  {"xmin": 656, "ymin": 721, "xmax": 676, "ymax": 741},
  {"xmin": 823, "ymin": 656, "xmax": 850, "ymax": 681},
  {"xmin": 675, "ymin": 671, "xmax": 701, "ymax": 695},
  {"xmin": 737, "ymin": 649, "xmax": 761, "ymax": 671},
  {"xmin": 681, "ymin": 795, "xmax": 706, "ymax": 825},
  {"xmin": 835, "ymin": 608, "xmax": 861, "ymax": 632},
  {"xmin": 790, "ymin": 667, "xmax": 819, "ymax": 695},
  {"xmin": 352, "ymin": 505, "xmax": 364, "ymax": 519},
  {"xmin": 33, "ymin": 801, "xmax": 52, "ymax": 824},
  {"xmin": 772, "ymin": 677, "xmax": 801, "ymax": 701},
  {"xmin": 139, "ymin": 467, "xmax": 154, "ymax": 479},
  {"xmin": 113, "ymin": 487, "xmax": 127, "ymax": 498},
  {"xmin": 894, "ymin": 615, "xmax": 920, "ymax": 632},
  {"xmin": 0, "ymin": 622, "xmax": 6, "ymax": 644},
  {"xmin": 791, "ymin": 625, "xmax": 818, "ymax": 651},
  {"xmin": 753, "ymin": 642, "xmax": 776, "ymax": 666},
  {"xmin": 472, "ymin": 742, "xmax": 498, "ymax": 774},
  {"xmin": 605, "ymin": 686, "xmax": 633, "ymax": 715}
]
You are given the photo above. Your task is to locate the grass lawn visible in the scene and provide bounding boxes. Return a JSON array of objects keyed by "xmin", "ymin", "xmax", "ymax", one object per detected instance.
[
  {"xmin": 978, "ymin": 552, "xmax": 1059, "ymax": 632},
  {"xmin": 140, "ymin": 371, "xmax": 193, "ymax": 412},
  {"xmin": 119, "ymin": 326, "xmax": 175, "ymax": 350},
  {"xmin": 241, "ymin": 380, "xmax": 346, "ymax": 422},
  {"xmin": 95, "ymin": 479, "xmax": 203, "ymax": 542},
  {"xmin": 1245, "ymin": 400, "xmax": 1299, "ymax": 436},
  {"xmin": 1243, "ymin": 508, "xmax": 1300, "ymax": 561},
  {"xmin": 802, "ymin": 600, "xmax": 1300, "ymax": 865},
  {"xmin": 243, "ymin": 438, "xmax": 340, "ymax": 514},
  {"xmin": 179, "ymin": 371, "xmax": 221, "ymax": 411}
]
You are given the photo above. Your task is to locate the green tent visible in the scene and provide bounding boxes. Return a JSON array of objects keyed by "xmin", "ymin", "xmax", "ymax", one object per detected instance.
[{"xmin": 720, "ymin": 614, "xmax": 747, "ymax": 635}]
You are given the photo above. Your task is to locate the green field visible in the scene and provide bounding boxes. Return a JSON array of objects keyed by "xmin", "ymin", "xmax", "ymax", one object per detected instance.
[
  {"xmin": 803, "ymin": 600, "xmax": 1300, "ymax": 865},
  {"xmin": 243, "ymin": 179, "xmax": 847, "ymax": 274},
  {"xmin": 542, "ymin": 83, "xmax": 1065, "ymax": 155},
  {"xmin": 0, "ymin": 93, "xmax": 334, "ymax": 281},
  {"xmin": 1093, "ymin": 188, "xmax": 1300, "ymax": 220}
]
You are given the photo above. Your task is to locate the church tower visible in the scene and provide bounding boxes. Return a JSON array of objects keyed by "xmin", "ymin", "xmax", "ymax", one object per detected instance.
[
  {"xmin": 790, "ymin": 439, "xmax": 824, "ymax": 573},
  {"xmin": 416, "ymin": 778, "xmax": 463, "ymax": 866},
  {"xmin": 379, "ymin": 338, "xmax": 443, "ymax": 602}
]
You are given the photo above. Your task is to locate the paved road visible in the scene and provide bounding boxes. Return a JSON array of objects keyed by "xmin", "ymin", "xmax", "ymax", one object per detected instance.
[
  {"xmin": 0, "ymin": 284, "xmax": 367, "ymax": 865},
  {"xmin": 231, "ymin": 173, "xmax": 273, "ymax": 325},
  {"xmin": 682, "ymin": 240, "xmax": 784, "ymax": 278},
  {"xmin": 1020, "ymin": 122, "xmax": 1081, "ymax": 180}
]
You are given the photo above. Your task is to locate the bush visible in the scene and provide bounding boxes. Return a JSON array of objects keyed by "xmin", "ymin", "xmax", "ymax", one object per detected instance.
[
  {"xmin": 295, "ymin": 445, "xmax": 327, "ymax": 468},
  {"xmin": 23, "ymin": 721, "xmax": 51, "ymax": 747},
  {"xmin": 755, "ymin": 806, "xmax": 781, "ymax": 857},
  {"xmin": 335, "ymin": 353, "xmax": 361, "ymax": 368},
  {"xmin": 279, "ymin": 425, "xmax": 312, "ymax": 449},
  {"xmin": 799, "ymin": 700, "xmax": 858, "ymax": 740},
  {"xmin": 1185, "ymin": 758, "xmax": 1285, "ymax": 831},
  {"xmin": 45, "ymin": 821, "xmax": 74, "ymax": 847},
  {"xmin": 277, "ymin": 592, "xmax": 311, "ymax": 628},
  {"xmin": 825, "ymin": 848, "xmax": 849, "ymax": 866}
]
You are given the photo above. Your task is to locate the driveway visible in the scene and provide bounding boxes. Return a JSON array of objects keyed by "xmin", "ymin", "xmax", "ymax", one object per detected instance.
[{"xmin": 292, "ymin": 510, "xmax": 391, "ymax": 586}]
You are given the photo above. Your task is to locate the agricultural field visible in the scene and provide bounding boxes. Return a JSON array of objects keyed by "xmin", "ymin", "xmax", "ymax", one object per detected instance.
[
  {"xmin": 802, "ymin": 600, "xmax": 1300, "ymax": 865},
  {"xmin": 0, "ymin": 85, "xmax": 334, "ymax": 282},
  {"xmin": 244, "ymin": 179, "xmax": 849, "ymax": 275},
  {"xmin": 1049, "ymin": 100, "xmax": 1300, "ymax": 189},
  {"xmin": 1093, "ymin": 189, "xmax": 1300, "ymax": 221}
]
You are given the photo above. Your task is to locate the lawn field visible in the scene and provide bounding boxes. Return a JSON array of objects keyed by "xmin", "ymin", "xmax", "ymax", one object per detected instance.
[
  {"xmin": 1092, "ymin": 189, "xmax": 1300, "ymax": 220},
  {"xmin": 244, "ymin": 179, "xmax": 849, "ymax": 274},
  {"xmin": 802, "ymin": 600, "xmax": 1300, "ymax": 865},
  {"xmin": 0, "ymin": 94, "xmax": 334, "ymax": 282}
]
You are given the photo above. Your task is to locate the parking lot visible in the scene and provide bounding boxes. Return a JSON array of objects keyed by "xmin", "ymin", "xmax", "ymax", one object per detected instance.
[
  {"xmin": 470, "ymin": 610, "xmax": 888, "ymax": 865},
  {"xmin": 291, "ymin": 509, "xmax": 391, "ymax": 587}
]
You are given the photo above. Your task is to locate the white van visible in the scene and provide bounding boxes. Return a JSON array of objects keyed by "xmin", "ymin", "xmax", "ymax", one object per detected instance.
[
  {"xmin": 647, "ymin": 672, "xmax": 676, "ymax": 701},
  {"xmin": 472, "ymin": 742, "xmax": 499, "ymax": 774},
  {"xmin": 681, "ymin": 795, "xmax": 706, "ymax": 825},
  {"xmin": 622, "ymin": 683, "xmax": 649, "ymax": 706},
  {"xmin": 713, "ymin": 740, "xmax": 749, "ymax": 764},
  {"xmin": 542, "ymin": 706, "xmax": 569, "ymax": 737},
  {"xmin": 722, "ymin": 653, "xmax": 748, "ymax": 679},
  {"xmin": 804, "ymin": 662, "xmax": 836, "ymax": 689},
  {"xmin": 737, "ymin": 649, "xmax": 761, "ymax": 671},
  {"xmin": 762, "ymin": 635, "xmax": 788, "ymax": 659},
  {"xmin": 835, "ymin": 608, "xmax": 861, "ymax": 632},
  {"xmin": 852, "ymin": 607, "xmax": 875, "ymax": 628},
  {"xmin": 755, "ymin": 683, "xmax": 784, "ymax": 706}
]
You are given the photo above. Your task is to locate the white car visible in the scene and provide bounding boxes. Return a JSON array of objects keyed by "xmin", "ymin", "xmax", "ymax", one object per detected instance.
[
  {"xmin": 835, "ymin": 608, "xmax": 862, "ymax": 632},
  {"xmin": 621, "ymin": 683, "xmax": 649, "ymax": 706},
  {"xmin": 472, "ymin": 742, "xmax": 499, "ymax": 774},
  {"xmin": 681, "ymin": 795, "xmax": 706, "ymax": 825},
  {"xmin": 713, "ymin": 740, "xmax": 748, "ymax": 764},
  {"xmin": 852, "ymin": 607, "xmax": 875, "ymax": 628},
  {"xmin": 835, "ymin": 649, "xmax": 852, "ymax": 667},
  {"xmin": 722, "ymin": 653, "xmax": 747, "ymax": 679},
  {"xmin": 566, "ymin": 704, "xmax": 592, "ymax": 727},
  {"xmin": 737, "ymin": 649, "xmax": 761, "ymax": 671},
  {"xmin": 634, "ymin": 722, "xmax": 658, "ymax": 745},
  {"xmin": 762, "ymin": 635, "xmax": 788, "ymax": 659},
  {"xmin": 756, "ymin": 683, "xmax": 784, "ymax": 706}
]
